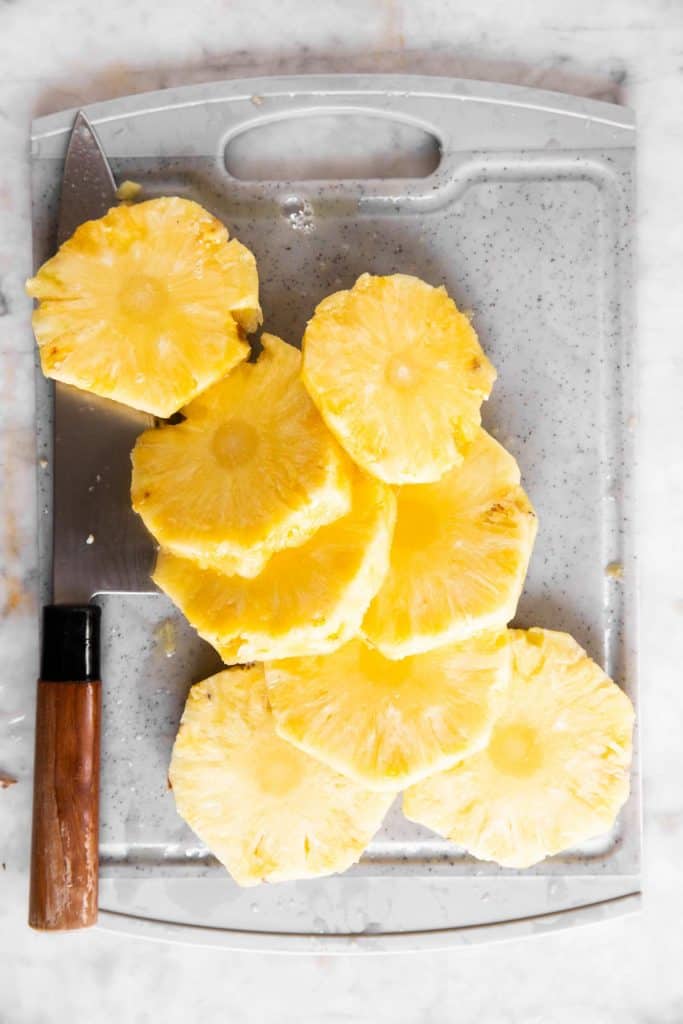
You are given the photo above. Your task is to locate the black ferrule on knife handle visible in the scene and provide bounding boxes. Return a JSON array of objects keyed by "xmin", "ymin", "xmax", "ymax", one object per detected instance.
[{"xmin": 40, "ymin": 604, "xmax": 101, "ymax": 682}]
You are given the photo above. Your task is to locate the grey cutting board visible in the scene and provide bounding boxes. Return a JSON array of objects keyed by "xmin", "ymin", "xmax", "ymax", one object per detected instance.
[{"xmin": 30, "ymin": 75, "xmax": 639, "ymax": 951}]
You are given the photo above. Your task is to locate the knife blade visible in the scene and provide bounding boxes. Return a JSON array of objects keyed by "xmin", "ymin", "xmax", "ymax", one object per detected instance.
[
  {"xmin": 29, "ymin": 112, "xmax": 156, "ymax": 933},
  {"xmin": 52, "ymin": 113, "xmax": 156, "ymax": 603}
]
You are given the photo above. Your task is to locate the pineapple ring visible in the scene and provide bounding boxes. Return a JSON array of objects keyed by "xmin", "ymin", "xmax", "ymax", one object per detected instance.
[
  {"xmin": 362, "ymin": 429, "xmax": 538, "ymax": 658},
  {"xmin": 169, "ymin": 667, "xmax": 393, "ymax": 886},
  {"xmin": 403, "ymin": 629, "xmax": 635, "ymax": 868},
  {"xmin": 132, "ymin": 334, "xmax": 352, "ymax": 577},
  {"xmin": 265, "ymin": 633, "xmax": 511, "ymax": 792},
  {"xmin": 302, "ymin": 273, "xmax": 496, "ymax": 484},
  {"xmin": 27, "ymin": 197, "xmax": 261, "ymax": 417},
  {"xmin": 154, "ymin": 468, "xmax": 396, "ymax": 663}
]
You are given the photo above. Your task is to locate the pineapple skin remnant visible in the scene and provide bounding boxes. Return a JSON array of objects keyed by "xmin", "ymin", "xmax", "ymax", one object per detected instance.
[
  {"xmin": 403, "ymin": 628, "xmax": 635, "ymax": 868},
  {"xmin": 26, "ymin": 196, "xmax": 261, "ymax": 418},
  {"xmin": 301, "ymin": 273, "xmax": 497, "ymax": 485},
  {"xmin": 169, "ymin": 667, "xmax": 394, "ymax": 886}
]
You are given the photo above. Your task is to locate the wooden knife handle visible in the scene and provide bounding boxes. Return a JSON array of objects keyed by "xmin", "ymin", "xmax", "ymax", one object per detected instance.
[{"xmin": 29, "ymin": 605, "xmax": 101, "ymax": 931}]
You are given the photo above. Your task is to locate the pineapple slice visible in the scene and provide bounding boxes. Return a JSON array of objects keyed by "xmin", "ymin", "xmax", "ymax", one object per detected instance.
[
  {"xmin": 302, "ymin": 273, "xmax": 496, "ymax": 484},
  {"xmin": 362, "ymin": 429, "xmax": 537, "ymax": 658},
  {"xmin": 403, "ymin": 629, "xmax": 635, "ymax": 868},
  {"xmin": 265, "ymin": 632, "xmax": 511, "ymax": 791},
  {"xmin": 169, "ymin": 666, "xmax": 393, "ymax": 886},
  {"xmin": 154, "ymin": 468, "xmax": 396, "ymax": 662},
  {"xmin": 27, "ymin": 197, "xmax": 261, "ymax": 417},
  {"xmin": 132, "ymin": 334, "xmax": 352, "ymax": 577}
]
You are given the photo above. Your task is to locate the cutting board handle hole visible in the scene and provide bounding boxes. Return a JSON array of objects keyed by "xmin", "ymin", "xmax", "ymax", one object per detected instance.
[{"xmin": 224, "ymin": 112, "xmax": 441, "ymax": 181}]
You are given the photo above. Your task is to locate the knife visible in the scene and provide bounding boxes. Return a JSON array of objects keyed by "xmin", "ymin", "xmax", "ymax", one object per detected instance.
[{"xmin": 29, "ymin": 112, "xmax": 156, "ymax": 931}]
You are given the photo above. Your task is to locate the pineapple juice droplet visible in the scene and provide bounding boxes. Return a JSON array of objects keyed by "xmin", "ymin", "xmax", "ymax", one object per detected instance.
[{"xmin": 154, "ymin": 618, "xmax": 177, "ymax": 658}]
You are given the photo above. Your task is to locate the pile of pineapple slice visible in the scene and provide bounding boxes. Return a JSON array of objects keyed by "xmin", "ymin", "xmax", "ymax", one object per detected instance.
[{"xmin": 29, "ymin": 198, "xmax": 634, "ymax": 886}]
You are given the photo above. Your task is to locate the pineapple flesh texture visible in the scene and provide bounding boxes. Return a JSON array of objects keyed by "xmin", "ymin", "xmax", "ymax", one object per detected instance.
[
  {"xmin": 169, "ymin": 666, "xmax": 394, "ymax": 886},
  {"xmin": 26, "ymin": 197, "xmax": 260, "ymax": 417},
  {"xmin": 403, "ymin": 628, "xmax": 635, "ymax": 868},
  {"xmin": 154, "ymin": 468, "xmax": 396, "ymax": 662},
  {"xmin": 131, "ymin": 334, "xmax": 352, "ymax": 577},
  {"xmin": 265, "ymin": 632, "xmax": 511, "ymax": 792},
  {"xmin": 362, "ymin": 429, "xmax": 537, "ymax": 658},
  {"xmin": 302, "ymin": 273, "xmax": 496, "ymax": 484}
]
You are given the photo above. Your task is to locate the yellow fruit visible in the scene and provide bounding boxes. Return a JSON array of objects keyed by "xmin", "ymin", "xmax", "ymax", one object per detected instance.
[
  {"xmin": 169, "ymin": 666, "xmax": 393, "ymax": 886},
  {"xmin": 265, "ymin": 633, "xmax": 511, "ymax": 791},
  {"xmin": 132, "ymin": 334, "xmax": 352, "ymax": 577},
  {"xmin": 302, "ymin": 273, "xmax": 496, "ymax": 484},
  {"xmin": 362, "ymin": 429, "xmax": 537, "ymax": 658},
  {"xmin": 403, "ymin": 629, "xmax": 634, "ymax": 868},
  {"xmin": 154, "ymin": 469, "xmax": 396, "ymax": 662},
  {"xmin": 115, "ymin": 180, "xmax": 142, "ymax": 201},
  {"xmin": 27, "ymin": 197, "xmax": 261, "ymax": 417}
]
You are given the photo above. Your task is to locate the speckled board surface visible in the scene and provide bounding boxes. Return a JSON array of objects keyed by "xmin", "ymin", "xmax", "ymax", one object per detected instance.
[{"xmin": 30, "ymin": 77, "xmax": 638, "ymax": 948}]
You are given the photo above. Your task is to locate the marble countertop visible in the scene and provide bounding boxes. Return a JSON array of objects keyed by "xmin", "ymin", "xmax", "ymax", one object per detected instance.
[{"xmin": 2, "ymin": 1, "xmax": 682, "ymax": 1021}]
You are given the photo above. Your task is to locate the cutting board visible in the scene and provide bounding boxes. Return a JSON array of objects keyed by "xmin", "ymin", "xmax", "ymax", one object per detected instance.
[{"xmin": 30, "ymin": 75, "xmax": 639, "ymax": 951}]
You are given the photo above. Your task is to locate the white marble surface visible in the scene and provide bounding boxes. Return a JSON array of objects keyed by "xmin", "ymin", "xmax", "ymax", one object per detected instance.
[{"xmin": 1, "ymin": 0, "xmax": 682, "ymax": 1020}]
